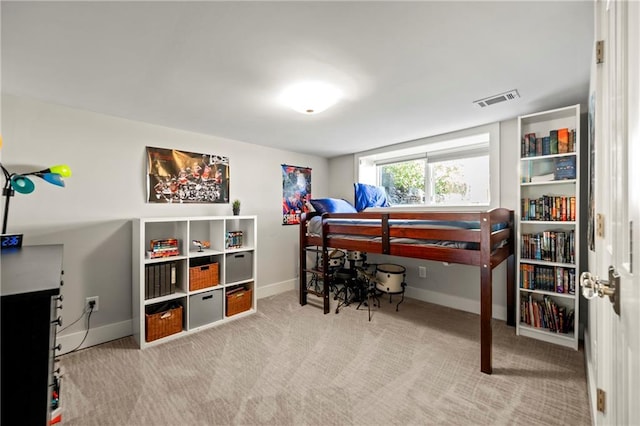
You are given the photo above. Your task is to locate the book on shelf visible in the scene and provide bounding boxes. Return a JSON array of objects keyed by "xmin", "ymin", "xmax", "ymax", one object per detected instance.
[
  {"xmin": 521, "ymin": 133, "xmax": 537, "ymax": 158},
  {"xmin": 521, "ymin": 133, "xmax": 528, "ymax": 157},
  {"xmin": 521, "ymin": 230, "xmax": 575, "ymax": 263},
  {"xmin": 568, "ymin": 129, "xmax": 576, "ymax": 152},
  {"xmin": 557, "ymin": 128, "xmax": 569, "ymax": 153},
  {"xmin": 554, "ymin": 156, "xmax": 577, "ymax": 180},
  {"xmin": 225, "ymin": 230, "xmax": 244, "ymax": 249},
  {"xmin": 528, "ymin": 133, "xmax": 536, "ymax": 157},
  {"xmin": 521, "ymin": 128, "xmax": 575, "ymax": 158},
  {"xmin": 148, "ymin": 249, "xmax": 180, "ymax": 258},
  {"xmin": 519, "ymin": 263, "xmax": 575, "ymax": 293},
  {"xmin": 148, "ymin": 238, "xmax": 180, "ymax": 258},
  {"xmin": 542, "ymin": 136, "xmax": 551, "ymax": 156},
  {"xmin": 150, "ymin": 238, "xmax": 178, "ymax": 250},
  {"xmin": 144, "ymin": 262, "xmax": 177, "ymax": 299},
  {"xmin": 549, "ymin": 130, "xmax": 558, "ymax": 154},
  {"xmin": 521, "ymin": 196, "xmax": 577, "ymax": 221},
  {"xmin": 535, "ymin": 137, "xmax": 543, "ymax": 156},
  {"xmin": 530, "ymin": 173, "xmax": 555, "ymax": 183},
  {"xmin": 520, "ymin": 294, "xmax": 574, "ymax": 334}
]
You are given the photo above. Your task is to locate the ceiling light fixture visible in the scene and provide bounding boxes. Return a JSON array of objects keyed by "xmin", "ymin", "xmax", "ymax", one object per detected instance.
[{"xmin": 280, "ymin": 81, "xmax": 342, "ymax": 115}]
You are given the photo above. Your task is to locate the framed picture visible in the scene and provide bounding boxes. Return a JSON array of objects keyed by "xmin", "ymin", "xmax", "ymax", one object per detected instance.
[{"xmin": 146, "ymin": 147, "xmax": 229, "ymax": 203}]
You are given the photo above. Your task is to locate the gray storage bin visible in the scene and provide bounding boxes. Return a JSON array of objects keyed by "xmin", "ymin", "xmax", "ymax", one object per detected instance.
[
  {"xmin": 225, "ymin": 251, "xmax": 253, "ymax": 283},
  {"xmin": 189, "ymin": 289, "xmax": 223, "ymax": 329}
]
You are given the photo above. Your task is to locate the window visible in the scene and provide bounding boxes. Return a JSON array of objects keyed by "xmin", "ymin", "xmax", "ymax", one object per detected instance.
[
  {"xmin": 379, "ymin": 158, "xmax": 426, "ymax": 205},
  {"xmin": 356, "ymin": 123, "xmax": 499, "ymax": 208}
]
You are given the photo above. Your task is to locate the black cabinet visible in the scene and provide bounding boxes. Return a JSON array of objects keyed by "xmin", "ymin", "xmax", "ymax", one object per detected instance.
[{"xmin": 1, "ymin": 244, "xmax": 63, "ymax": 425}]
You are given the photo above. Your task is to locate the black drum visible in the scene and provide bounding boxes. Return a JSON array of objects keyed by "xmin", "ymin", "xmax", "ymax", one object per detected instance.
[{"xmin": 335, "ymin": 268, "xmax": 354, "ymax": 281}]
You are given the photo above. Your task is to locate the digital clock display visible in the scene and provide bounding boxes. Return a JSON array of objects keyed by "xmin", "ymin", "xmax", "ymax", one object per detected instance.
[{"xmin": 1, "ymin": 234, "xmax": 23, "ymax": 250}]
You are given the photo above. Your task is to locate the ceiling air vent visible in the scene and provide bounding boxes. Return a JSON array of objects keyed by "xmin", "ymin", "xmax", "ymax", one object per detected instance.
[{"xmin": 473, "ymin": 89, "xmax": 520, "ymax": 108}]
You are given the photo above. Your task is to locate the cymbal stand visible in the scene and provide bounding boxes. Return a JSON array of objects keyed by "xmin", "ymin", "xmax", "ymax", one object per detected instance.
[
  {"xmin": 334, "ymin": 254, "xmax": 366, "ymax": 314},
  {"xmin": 355, "ymin": 266, "xmax": 380, "ymax": 322},
  {"xmin": 333, "ymin": 270, "xmax": 356, "ymax": 314}
]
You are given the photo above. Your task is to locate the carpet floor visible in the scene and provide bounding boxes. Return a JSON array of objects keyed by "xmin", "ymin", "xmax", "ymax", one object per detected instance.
[{"xmin": 60, "ymin": 290, "xmax": 591, "ymax": 425}]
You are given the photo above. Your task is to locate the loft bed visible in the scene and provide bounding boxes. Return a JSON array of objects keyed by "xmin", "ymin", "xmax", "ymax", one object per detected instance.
[{"xmin": 298, "ymin": 207, "xmax": 515, "ymax": 375}]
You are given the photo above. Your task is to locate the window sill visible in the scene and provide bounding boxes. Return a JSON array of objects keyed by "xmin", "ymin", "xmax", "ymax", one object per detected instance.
[{"xmin": 365, "ymin": 204, "xmax": 491, "ymax": 213}]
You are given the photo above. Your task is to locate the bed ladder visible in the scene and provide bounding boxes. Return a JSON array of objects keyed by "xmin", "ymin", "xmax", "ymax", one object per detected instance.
[{"xmin": 299, "ymin": 245, "xmax": 331, "ymax": 314}]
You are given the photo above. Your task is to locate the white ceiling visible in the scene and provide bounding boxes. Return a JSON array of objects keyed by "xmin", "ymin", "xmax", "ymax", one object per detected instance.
[{"xmin": 1, "ymin": 1, "xmax": 594, "ymax": 158}]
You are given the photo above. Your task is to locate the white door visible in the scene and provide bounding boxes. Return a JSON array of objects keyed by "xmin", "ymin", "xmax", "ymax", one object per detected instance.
[{"xmin": 587, "ymin": 1, "xmax": 640, "ymax": 424}]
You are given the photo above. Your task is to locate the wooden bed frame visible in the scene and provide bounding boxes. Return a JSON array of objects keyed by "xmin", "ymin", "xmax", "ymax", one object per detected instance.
[{"xmin": 298, "ymin": 207, "xmax": 515, "ymax": 374}]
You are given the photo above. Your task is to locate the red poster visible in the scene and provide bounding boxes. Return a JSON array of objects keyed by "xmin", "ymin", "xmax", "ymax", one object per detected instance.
[{"xmin": 282, "ymin": 164, "xmax": 311, "ymax": 225}]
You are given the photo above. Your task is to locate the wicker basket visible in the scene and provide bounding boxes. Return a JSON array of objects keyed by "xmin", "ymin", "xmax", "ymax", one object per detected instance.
[
  {"xmin": 189, "ymin": 263, "xmax": 219, "ymax": 291},
  {"xmin": 226, "ymin": 287, "xmax": 253, "ymax": 317},
  {"xmin": 145, "ymin": 304, "xmax": 183, "ymax": 342}
]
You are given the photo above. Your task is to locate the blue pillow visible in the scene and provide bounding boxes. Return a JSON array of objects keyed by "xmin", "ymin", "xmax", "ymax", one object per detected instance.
[
  {"xmin": 354, "ymin": 183, "xmax": 390, "ymax": 212},
  {"xmin": 309, "ymin": 198, "xmax": 357, "ymax": 214}
]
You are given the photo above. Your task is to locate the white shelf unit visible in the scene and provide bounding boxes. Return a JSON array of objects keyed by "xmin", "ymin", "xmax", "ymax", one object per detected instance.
[
  {"xmin": 516, "ymin": 105, "xmax": 580, "ymax": 350},
  {"xmin": 132, "ymin": 215, "xmax": 257, "ymax": 349}
]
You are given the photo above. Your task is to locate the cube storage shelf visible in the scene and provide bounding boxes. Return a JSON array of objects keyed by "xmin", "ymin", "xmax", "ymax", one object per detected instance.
[
  {"xmin": 516, "ymin": 105, "xmax": 581, "ymax": 349},
  {"xmin": 132, "ymin": 215, "xmax": 257, "ymax": 348}
]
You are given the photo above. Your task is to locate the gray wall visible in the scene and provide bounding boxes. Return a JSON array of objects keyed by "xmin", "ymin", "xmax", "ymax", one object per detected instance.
[
  {"xmin": 1, "ymin": 94, "xmax": 328, "ymax": 352},
  {"xmin": 327, "ymin": 119, "xmax": 519, "ymax": 320}
]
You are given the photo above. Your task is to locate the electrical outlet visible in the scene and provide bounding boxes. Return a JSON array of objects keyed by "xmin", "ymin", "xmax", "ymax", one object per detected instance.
[
  {"xmin": 418, "ymin": 266, "xmax": 427, "ymax": 278},
  {"xmin": 86, "ymin": 296, "xmax": 99, "ymax": 312}
]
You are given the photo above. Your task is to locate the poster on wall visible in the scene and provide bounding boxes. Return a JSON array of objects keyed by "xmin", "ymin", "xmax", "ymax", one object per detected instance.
[
  {"xmin": 282, "ymin": 164, "xmax": 311, "ymax": 225},
  {"xmin": 146, "ymin": 146, "xmax": 229, "ymax": 203}
]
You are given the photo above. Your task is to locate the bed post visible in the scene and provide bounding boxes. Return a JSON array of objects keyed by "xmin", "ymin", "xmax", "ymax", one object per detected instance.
[
  {"xmin": 506, "ymin": 209, "xmax": 516, "ymax": 327},
  {"xmin": 321, "ymin": 214, "xmax": 331, "ymax": 314},
  {"xmin": 382, "ymin": 214, "xmax": 390, "ymax": 254},
  {"xmin": 506, "ymin": 257, "xmax": 516, "ymax": 327},
  {"xmin": 299, "ymin": 213, "xmax": 308, "ymax": 306},
  {"xmin": 480, "ymin": 212, "xmax": 492, "ymax": 374}
]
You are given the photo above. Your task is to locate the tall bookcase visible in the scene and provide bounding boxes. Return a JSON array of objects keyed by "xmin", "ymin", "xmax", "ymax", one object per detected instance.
[
  {"xmin": 132, "ymin": 215, "xmax": 257, "ymax": 349},
  {"xmin": 516, "ymin": 105, "xmax": 580, "ymax": 349}
]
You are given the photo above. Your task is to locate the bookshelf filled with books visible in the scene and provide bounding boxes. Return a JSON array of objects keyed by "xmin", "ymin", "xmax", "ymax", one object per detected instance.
[
  {"xmin": 516, "ymin": 104, "xmax": 580, "ymax": 349},
  {"xmin": 132, "ymin": 215, "xmax": 257, "ymax": 349}
]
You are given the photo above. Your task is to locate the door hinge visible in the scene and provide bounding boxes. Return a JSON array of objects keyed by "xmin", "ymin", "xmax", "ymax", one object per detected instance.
[
  {"xmin": 597, "ymin": 388, "xmax": 606, "ymax": 412},
  {"xmin": 630, "ymin": 220, "xmax": 633, "ymax": 273},
  {"xmin": 596, "ymin": 40, "xmax": 605, "ymax": 64},
  {"xmin": 597, "ymin": 213, "xmax": 605, "ymax": 238}
]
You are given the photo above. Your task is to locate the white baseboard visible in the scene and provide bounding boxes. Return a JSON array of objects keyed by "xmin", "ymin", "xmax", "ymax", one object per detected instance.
[
  {"xmin": 58, "ymin": 280, "xmax": 503, "ymax": 354},
  {"xmin": 57, "ymin": 281, "xmax": 296, "ymax": 354},
  {"xmin": 256, "ymin": 278, "xmax": 297, "ymax": 299},
  {"xmin": 57, "ymin": 319, "xmax": 132, "ymax": 356},
  {"xmin": 583, "ymin": 329, "xmax": 597, "ymax": 425},
  {"xmin": 259, "ymin": 278, "xmax": 509, "ymax": 320},
  {"xmin": 404, "ymin": 285, "xmax": 507, "ymax": 321}
]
